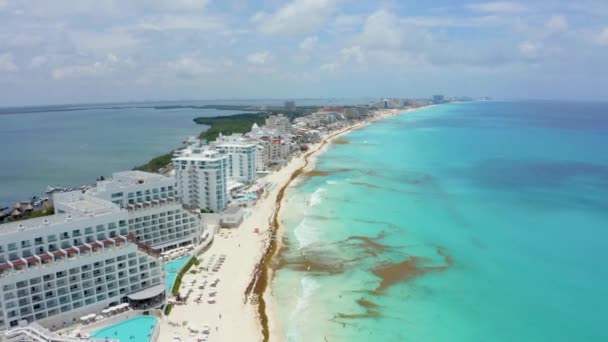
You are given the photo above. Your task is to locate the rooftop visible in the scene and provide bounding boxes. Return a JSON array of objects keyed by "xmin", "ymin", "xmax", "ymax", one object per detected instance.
[{"xmin": 0, "ymin": 193, "xmax": 124, "ymax": 236}]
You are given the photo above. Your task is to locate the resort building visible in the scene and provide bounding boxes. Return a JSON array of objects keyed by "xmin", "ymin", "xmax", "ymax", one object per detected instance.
[
  {"xmin": 215, "ymin": 142, "xmax": 256, "ymax": 183},
  {"xmin": 0, "ymin": 191, "xmax": 164, "ymax": 331},
  {"xmin": 89, "ymin": 171, "xmax": 204, "ymax": 252},
  {"xmin": 265, "ymin": 114, "xmax": 291, "ymax": 136},
  {"xmin": 173, "ymin": 143, "xmax": 229, "ymax": 213}
]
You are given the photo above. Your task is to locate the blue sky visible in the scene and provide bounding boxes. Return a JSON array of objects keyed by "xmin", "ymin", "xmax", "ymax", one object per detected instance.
[{"xmin": 0, "ymin": 0, "xmax": 607, "ymax": 105}]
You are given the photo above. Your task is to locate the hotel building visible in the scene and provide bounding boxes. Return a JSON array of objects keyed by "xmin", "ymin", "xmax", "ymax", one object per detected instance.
[
  {"xmin": 0, "ymin": 191, "xmax": 164, "ymax": 331},
  {"xmin": 173, "ymin": 144, "xmax": 229, "ymax": 213},
  {"xmin": 215, "ymin": 143, "xmax": 256, "ymax": 183},
  {"xmin": 89, "ymin": 171, "xmax": 204, "ymax": 252}
]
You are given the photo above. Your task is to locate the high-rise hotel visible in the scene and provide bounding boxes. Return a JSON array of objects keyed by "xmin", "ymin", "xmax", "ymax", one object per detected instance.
[
  {"xmin": 0, "ymin": 191, "xmax": 164, "ymax": 331},
  {"xmin": 89, "ymin": 171, "xmax": 204, "ymax": 251},
  {"xmin": 173, "ymin": 143, "xmax": 229, "ymax": 213}
]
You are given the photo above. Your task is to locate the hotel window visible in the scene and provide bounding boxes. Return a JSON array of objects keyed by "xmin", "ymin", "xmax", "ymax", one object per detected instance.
[
  {"xmin": 8, "ymin": 243, "xmax": 16, "ymax": 251},
  {"xmin": 47, "ymin": 235, "xmax": 57, "ymax": 242},
  {"xmin": 111, "ymin": 192, "xmax": 123, "ymax": 198},
  {"xmin": 96, "ymin": 225, "xmax": 105, "ymax": 232},
  {"xmin": 85, "ymin": 227, "xmax": 93, "ymax": 234},
  {"xmin": 34, "ymin": 237, "xmax": 44, "ymax": 245}
]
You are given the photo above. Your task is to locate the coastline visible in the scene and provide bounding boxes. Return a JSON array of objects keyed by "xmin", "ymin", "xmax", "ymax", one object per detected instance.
[
  {"xmin": 155, "ymin": 106, "xmax": 423, "ymax": 342},
  {"xmin": 262, "ymin": 107, "xmax": 422, "ymax": 341}
]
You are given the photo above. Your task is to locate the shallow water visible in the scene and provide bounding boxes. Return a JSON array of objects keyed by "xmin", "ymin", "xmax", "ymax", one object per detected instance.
[{"xmin": 272, "ymin": 101, "xmax": 608, "ymax": 342}]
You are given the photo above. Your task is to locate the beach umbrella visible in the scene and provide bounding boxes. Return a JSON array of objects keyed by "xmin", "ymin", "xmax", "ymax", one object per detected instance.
[
  {"xmin": 102, "ymin": 308, "xmax": 111, "ymax": 314},
  {"xmin": 79, "ymin": 316, "xmax": 89, "ymax": 322},
  {"xmin": 11, "ymin": 209, "xmax": 22, "ymax": 217},
  {"xmin": 14, "ymin": 202, "xmax": 21, "ymax": 210},
  {"xmin": 25, "ymin": 203, "xmax": 34, "ymax": 212},
  {"xmin": 95, "ymin": 315, "xmax": 104, "ymax": 321},
  {"xmin": 87, "ymin": 314, "xmax": 97, "ymax": 320}
]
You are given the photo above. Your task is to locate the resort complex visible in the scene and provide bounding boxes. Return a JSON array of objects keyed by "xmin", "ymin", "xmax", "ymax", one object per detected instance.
[{"xmin": 0, "ymin": 101, "xmax": 420, "ymax": 341}]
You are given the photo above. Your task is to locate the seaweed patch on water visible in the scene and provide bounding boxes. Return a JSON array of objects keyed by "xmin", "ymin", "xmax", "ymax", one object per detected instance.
[
  {"xmin": 371, "ymin": 246, "xmax": 452, "ymax": 294},
  {"xmin": 350, "ymin": 181, "xmax": 382, "ymax": 189},
  {"xmin": 333, "ymin": 298, "xmax": 382, "ymax": 320},
  {"xmin": 333, "ymin": 139, "xmax": 350, "ymax": 145},
  {"xmin": 304, "ymin": 168, "xmax": 352, "ymax": 178},
  {"xmin": 343, "ymin": 231, "xmax": 390, "ymax": 257},
  {"xmin": 353, "ymin": 218, "xmax": 399, "ymax": 230}
]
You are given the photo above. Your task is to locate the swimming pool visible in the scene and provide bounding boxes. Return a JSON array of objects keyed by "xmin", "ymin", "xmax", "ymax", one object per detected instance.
[
  {"xmin": 164, "ymin": 256, "xmax": 191, "ymax": 291},
  {"xmin": 91, "ymin": 316, "xmax": 157, "ymax": 342}
]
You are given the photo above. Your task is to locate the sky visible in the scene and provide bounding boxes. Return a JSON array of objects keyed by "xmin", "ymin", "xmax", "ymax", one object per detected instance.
[{"xmin": 0, "ymin": 0, "xmax": 607, "ymax": 106}]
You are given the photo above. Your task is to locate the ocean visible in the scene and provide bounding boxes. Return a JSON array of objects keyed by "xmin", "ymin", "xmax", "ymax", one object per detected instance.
[
  {"xmin": 272, "ymin": 101, "xmax": 608, "ymax": 341},
  {"xmin": 0, "ymin": 98, "xmax": 370, "ymax": 208}
]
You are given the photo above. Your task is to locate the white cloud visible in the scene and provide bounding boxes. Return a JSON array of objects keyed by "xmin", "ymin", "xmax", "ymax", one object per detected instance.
[
  {"xmin": 247, "ymin": 51, "xmax": 273, "ymax": 65},
  {"xmin": 299, "ymin": 36, "xmax": 319, "ymax": 50},
  {"xmin": 320, "ymin": 63, "xmax": 339, "ymax": 72},
  {"xmin": 29, "ymin": 56, "xmax": 48, "ymax": 68},
  {"xmin": 152, "ymin": 0, "xmax": 209, "ymax": 11},
  {"xmin": 341, "ymin": 46, "xmax": 365, "ymax": 64},
  {"xmin": 167, "ymin": 56, "xmax": 218, "ymax": 77},
  {"xmin": 518, "ymin": 41, "xmax": 541, "ymax": 59},
  {"xmin": 357, "ymin": 10, "xmax": 406, "ymax": 50},
  {"xmin": 51, "ymin": 54, "xmax": 132, "ymax": 80},
  {"xmin": 69, "ymin": 31, "xmax": 140, "ymax": 54},
  {"xmin": 544, "ymin": 15, "xmax": 568, "ymax": 35},
  {"xmin": 466, "ymin": 2, "xmax": 527, "ymax": 13},
  {"xmin": 137, "ymin": 15, "xmax": 223, "ymax": 31},
  {"xmin": 0, "ymin": 53, "xmax": 19, "ymax": 72},
  {"xmin": 252, "ymin": 0, "xmax": 338, "ymax": 36},
  {"xmin": 593, "ymin": 27, "xmax": 608, "ymax": 46},
  {"xmin": 328, "ymin": 14, "xmax": 363, "ymax": 33}
]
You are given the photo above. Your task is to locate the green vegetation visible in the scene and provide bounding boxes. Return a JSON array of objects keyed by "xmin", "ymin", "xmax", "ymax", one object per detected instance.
[
  {"xmin": 164, "ymin": 304, "xmax": 173, "ymax": 315},
  {"xmin": 1, "ymin": 207, "xmax": 54, "ymax": 225},
  {"xmin": 194, "ymin": 113, "xmax": 266, "ymax": 142},
  {"xmin": 171, "ymin": 257, "xmax": 201, "ymax": 297},
  {"xmin": 132, "ymin": 105, "xmax": 321, "ymax": 173},
  {"xmin": 133, "ymin": 152, "xmax": 173, "ymax": 173},
  {"xmin": 193, "ymin": 107, "xmax": 320, "ymax": 141}
]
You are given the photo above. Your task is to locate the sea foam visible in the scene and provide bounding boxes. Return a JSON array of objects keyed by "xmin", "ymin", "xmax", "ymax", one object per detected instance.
[
  {"xmin": 308, "ymin": 187, "xmax": 326, "ymax": 207},
  {"xmin": 293, "ymin": 218, "xmax": 319, "ymax": 250}
]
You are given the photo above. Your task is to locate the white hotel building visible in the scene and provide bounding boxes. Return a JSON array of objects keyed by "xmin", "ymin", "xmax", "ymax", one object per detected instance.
[
  {"xmin": 173, "ymin": 144, "xmax": 229, "ymax": 213},
  {"xmin": 215, "ymin": 142, "xmax": 256, "ymax": 184},
  {"xmin": 0, "ymin": 191, "xmax": 164, "ymax": 331},
  {"xmin": 89, "ymin": 171, "xmax": 204, "ymax": 251}
]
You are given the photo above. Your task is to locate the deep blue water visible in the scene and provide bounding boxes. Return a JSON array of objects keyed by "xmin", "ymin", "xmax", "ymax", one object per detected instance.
[{"xmin": 273, "ymin": 101, "xmax": 608, "ymax": 342}]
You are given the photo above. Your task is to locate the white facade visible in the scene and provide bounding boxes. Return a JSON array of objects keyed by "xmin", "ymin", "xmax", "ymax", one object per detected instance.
[
  {"xmin": 215, "ymin": 143, "xmax": 256, "ymax": 183},
  {"xmin": 89, "ymin": 171, "xmax": 203, "ymax": 251},
  {"xmin": 265, "ymin": 114, "xmax": 291, "ymax": 135},
  {"xmin": 256, "ymin": 144, "xmax": 269, "ymax": 171},
  {"xmin": 0, "ymin": 192, "xmax": 163, "ymax": 331},
  {"xmin": 173, "ymin": 145, "xmax": 229, "ymax": 213}
]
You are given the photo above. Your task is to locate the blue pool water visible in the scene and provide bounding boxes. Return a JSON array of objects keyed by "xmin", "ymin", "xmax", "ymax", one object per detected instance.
[
  {"xmin": 164, "ymin": 256, "xmax": 191, "ymax": 291},
  {"xmin": 272, "ymin": 101, "xmax": 608, "ymax": 342},
  {"xmin": 91, "ymin": 316, "xmax": 157, "ymax": 342}
]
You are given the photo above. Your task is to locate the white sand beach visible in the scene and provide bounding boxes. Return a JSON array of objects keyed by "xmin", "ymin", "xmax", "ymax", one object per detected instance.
[{"xmin": 157, "ymin": 108, "xmax": 412, "ymax": 342}]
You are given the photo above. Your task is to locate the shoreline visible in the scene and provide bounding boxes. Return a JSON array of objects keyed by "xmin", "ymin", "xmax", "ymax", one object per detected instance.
[
  {"xmin": 259, "ymin": 107, "xmax": 422, "ymax": 341},
  {"xmin": 155, "ymin": 106, "xmax": 425, "ymax": 342}
]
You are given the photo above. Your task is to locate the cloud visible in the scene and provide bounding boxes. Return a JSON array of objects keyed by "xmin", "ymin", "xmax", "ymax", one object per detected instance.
[
  {"xmin": 465, "ymin": 2, "xmax": 527, "ymax": 13},
  {"xmin": 299, "ymin": 36, "xmax": 319, "ymax": 50},
  {"xmin": 137, "ymin": 15, "xmax": 223, "ymax": 31},
  {"xmin": 593, "ymin": 27, "xmax": 608, "ymax": 46},
  {"xmin": 69, "ymin": 30, "xmax": 140, "ymax": 54},
  {"xmin": 320, "ymin": 63, "xmax": 339, "ymax": 72},
  {"xmin": 252, "ymin": 0, "xmax": 338, "ymax": 36},
  {"xmin": 518, "ymin": 41, "xmax": 541, "ymax": 59},
  {"xmin": 29, "ymin": 55, "xmax": 48, "ymax": 68},
  {"xmin": 544, "ymin": 15, "xmax": 568, "ymax": 35},
  {"xmin": 328, "ymin": 14, "xmax": 364, "ymax": 33},
  {"xmin": 167, "ymin": 56, "xmax": 223, "ymax": 77},
  {"xmin": 51, "ymin": 54, "xmax": 133, "ymax": 80},
  {"xmin": 247, "ymin": 51, "xmax": 273, "ymax": 65},
  {"xmin": 341, "ymin": 46, "xmax": 365, "ymax": 64},
  {"xmin": 0, "ymin": 53, "xmax": 19, "ymax": 72}
]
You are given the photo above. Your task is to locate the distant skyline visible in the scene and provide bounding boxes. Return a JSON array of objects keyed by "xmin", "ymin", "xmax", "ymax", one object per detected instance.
[{"xmin": 0, "ymin": 0, "xmax": 607, "ymax": 106}]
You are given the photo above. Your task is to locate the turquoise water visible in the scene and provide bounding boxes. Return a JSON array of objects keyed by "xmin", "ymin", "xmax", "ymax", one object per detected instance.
[
  {"xmin": 273, "ymin": 101, "xmax": 608, "ymax": 341},
  {"xmin": 91, "ymin": 316, "xmax": 157, "ymax": 342},
  {"xmin": 164, "ymin": 256, "xmax": 191, "ymax": 291}
]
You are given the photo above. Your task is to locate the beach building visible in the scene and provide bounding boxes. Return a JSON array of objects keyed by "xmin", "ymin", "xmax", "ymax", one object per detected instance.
[
  {"xmin": 215, "ymin": 142, "xmax": 256, "ymax": 183},
  {"xmin": 256, "ymin": 144, "xmax": 270, "ymax": 171},
  {"xmin": 89, "ymin": 171, "xmax": 204, "ymax": 252},
  {"xmin": 173, "ymin": 143, "xmax": 229, "ymax": 213},
  {"xmin": 265, "ymin": 114, "xmax": 291, "ymax": 136},
  {"xmin": 0, "ymin": 191, "xmax": 164, "ymax": 331}
]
